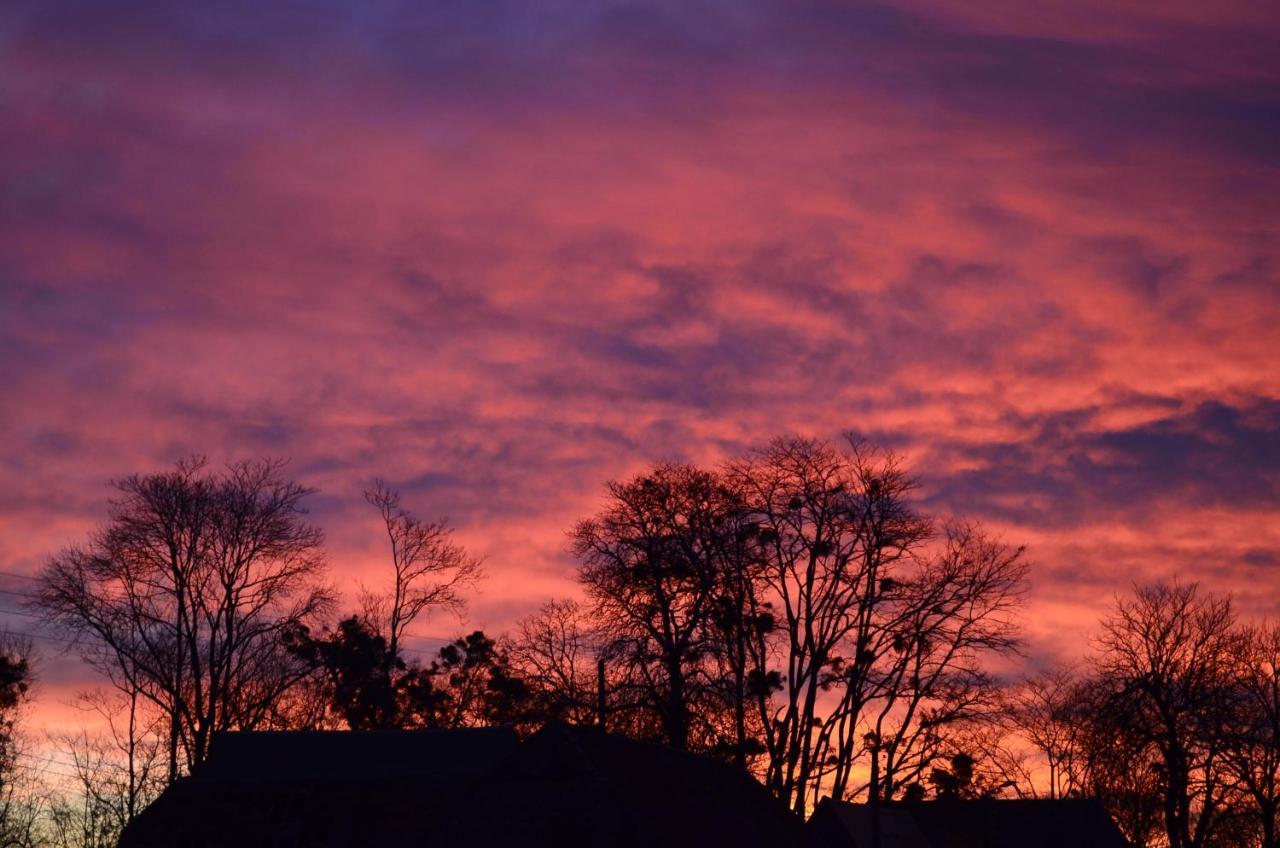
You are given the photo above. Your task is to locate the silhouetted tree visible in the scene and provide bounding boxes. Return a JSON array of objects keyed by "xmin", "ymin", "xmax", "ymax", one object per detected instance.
[
  {"xmin": 0, "ymin": 634, "xmax": 29, "ymax": 771},
  {"xmin": 285, "ymin": 481, "xmax": 486, "ymax": 732},
  {"xmin": 288, "ymin": 616, "xmax": 402, "ymax": 730},
  {"xmin": 0, "ymin": 633, "xmax": 36, "ymax": 847},
  {"xmin": 570, "ymin": 439, "xmax": 1026, "ymax": 811},
  {"xmin": 1073, "ymin": 674, "xmax": 1169, "ymax": 846},
  {"xmin": 416, "ymin": 631, "xmax": 531, "ymax": 730},
  {"xmin": 46, "ymin": 689, "xmax": 166, "ymax": 848},
  {"xmin": 360, "ymin": 481, "xmax": 482, "ymax": 663},
  {"xmin": 572, "ymin": 464, "xmax": 735, "ymax": 752},
  {"xmin": 1223, "ymin": 622, "xmax": 1280, "ymax": 848},
  {"xmin": 1001, "ymin": 663, "xmax": 1173, "ymax": 845},
  {"xmin": 0, "ymin": 634, "xmax": 43, "ymax": 848},
  {"xmin": 505, "ymin": 600, "xmax": 600, "ymax": 727},
  {"xmin": 703, "ymin": 481, "xmax": 775, "ymax": 770},
  {"xmin": 727, "ymin": 436, "xmax": 958, "ymax": 812},
  {"xmin": 930, "ymin": 752, "xmax": 977, "ymax": 799},
  {"xmin": 725, "ymin": 436, "xmax": 926, "ymax": 810},
  {"xmin": 1004, "ymin": 668, "xmax": 1090, "ymax": 800},
  {"xmin": 840, "ymin": 523, "xmax": 1027, "ymax": 805},
  {"xmin": 1092, "ymin": 581, "xmax": 1240, "ymax": 848},
  {"xmin": 35, "ymin": 458, "xmax": 333, "ymax": 781},
  {"xmin": 291, "ymin": 619, "xmax": 530, "ymax": 731}
]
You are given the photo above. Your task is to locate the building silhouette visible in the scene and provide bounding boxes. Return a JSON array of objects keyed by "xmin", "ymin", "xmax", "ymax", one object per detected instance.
[
  {"xmin": 120, "ymin": 722, "xmax": 802, "ymax": 848},
  {"xmin": 806, "ymin": 796, "xmax": 1133, "ymax": 848}
]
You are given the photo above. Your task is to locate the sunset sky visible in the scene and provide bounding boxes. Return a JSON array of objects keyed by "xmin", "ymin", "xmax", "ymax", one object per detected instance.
[{"xmin": 2, "ymin": 1, "xmax": 1278, "ymax": 734}]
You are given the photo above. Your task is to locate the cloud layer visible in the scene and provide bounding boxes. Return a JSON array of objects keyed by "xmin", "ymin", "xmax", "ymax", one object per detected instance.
[{"xmin": 2, "ymin": 0, "xmax": 1278, "ymax": 719}]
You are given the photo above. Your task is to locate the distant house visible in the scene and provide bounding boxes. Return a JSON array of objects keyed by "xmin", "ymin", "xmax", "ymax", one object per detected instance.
[
  {"xmin": 119, "ymin": 722, "xmax": 802, "ymax": 848},
  {"xmin": 807, "ymin": 797, "xmax": 1133, "ymax": 848}
]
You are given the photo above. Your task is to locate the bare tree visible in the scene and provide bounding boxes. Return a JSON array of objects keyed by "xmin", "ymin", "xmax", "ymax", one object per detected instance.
[
  {"xmin": 1224, "ymin": 622, "xmax": 1280, "ymax": 848},
  {"xmin": 1005, "ymin": 664, "xmax": 1185, "ymax": 845},
  {"xmin": 839, "ymin": 524, "xmax": 1027, "ymax": 804},
  {"xmin": 1093, "ymin": 581, "xmax": 1241, "ymax": 848},
  {"xmin": 505, "ymin": 600, "xmax": 600, "ymax": 727},
  {"xmin": 46, "ymin": 689, "xmax": 166, "ymax": 848},
  {"xmin": 725, "ymin": 436, "xmax": 934, "ymax": 812},
  {"xmin": 73, "ymin": 690, "xmax": 163, "ymax": 830},
  {"xmin": 572, "ymin": 463, "xmax": 736, "ymax": 752},
  {"xmin": 1004, "ymin": 667, "xmax": 1092, "ymax": 800},
  {"xmin": 702, "ymin": 480, "xmax": 776, "ymax": 771},
  {"xmin": 361, "ymin": 481, "xmax": 483, "ymax": 662},
  {"xmin": 569, "ymin": 438, "xmax": 1025, "ymax": 812},
  {"xmin": 0, "ymin": 746, "xmax": 46, "ymax": 848},
  {"xmin": 0, "ymin": 632, "xmax": 30, "ymax": 777},
  {"xmin": 941, "ymin": 723, "xmax": 1037, "ymax": 799},
  {"xmin": 410, "ymin": 631, "xmax": 530, "ymax": 730},
  {"xmin": 0, "ymin": 633, "xmax": 39, "ymax": 848},
  {"xmin": 34, "ymin": 458, "xmax": 333, "ymax": 780},
  {"xmin": 1073, "ymin": 675, "xmax": 1168, "ymax": 846}
]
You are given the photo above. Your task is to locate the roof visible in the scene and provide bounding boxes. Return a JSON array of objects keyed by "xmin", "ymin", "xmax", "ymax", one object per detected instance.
[
  {"xmin": 191, "ymin": 726, "xmax": 518, "ymax": 783},
  {"xmin": 481, "ymin": 722, "xmax": 802, "ymax": 847},
  {"xmin": 809, "ymin": 798, "xmax": 1133, "ymax": 848},
  {"xmin": 120, "ymin": 723, "xmax": 803, "ymax": 848},
  {"xmin": 808, "ymin": 801, "xmax": 930, "ymax": 848}
]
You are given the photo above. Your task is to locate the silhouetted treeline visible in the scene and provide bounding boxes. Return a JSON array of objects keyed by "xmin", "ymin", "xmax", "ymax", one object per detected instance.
[
  {"xmin": 566, "ymin": 438, "xmax": 1028, "ymax": 815},
  {"xmin": 17, "ymin": 438, "xmax": 1280, "ymax": 848},
  {"xmin": 36, "ymin": 459, "xmax": 331, "ymax": 781},
  {"xmin": 0, "ymin": 633, "xmax": 36, "ymax": 845},
  {"xmin": 1005, "ymin": 583, "xmax": 1280, "ymax": 848}
]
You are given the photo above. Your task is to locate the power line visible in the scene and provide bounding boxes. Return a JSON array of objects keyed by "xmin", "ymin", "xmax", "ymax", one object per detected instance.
[
  {"xmin": 0, "ymin": 579, "xmax": 465, "ymax": 656},
  {"xmin": 0, "ymin": 616, "xmax": 453, "ymax": 656},
  {"xmin": 0, "ymin": 607, "xmax": 45, "ymax": 622},
  {"xmin": 7, "ymin": 630, "xmax": 80, "ymax": 648},
  {"xmin": 17, "ymin": 751, "xmax": 84, "ymax": 771}
]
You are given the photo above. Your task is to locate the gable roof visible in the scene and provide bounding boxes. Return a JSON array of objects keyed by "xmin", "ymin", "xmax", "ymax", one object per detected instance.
[
  {"xmin": 809, "ymin": 798, "xmax": 1132, "ymax": 848},
  {"xmin": 191, "ymin": 726, "xmax": 518, "ymax": 783},
  {"xmin": 487, "ymin": 722, "xmax": 802, "ymax": 847},
  {"xmin": 120, "ymin": 723, "xmax": 803, "ymax": 848},
  {"xmin": 809, "ymin": 801, "xmax": 930, "ymax": 848}
]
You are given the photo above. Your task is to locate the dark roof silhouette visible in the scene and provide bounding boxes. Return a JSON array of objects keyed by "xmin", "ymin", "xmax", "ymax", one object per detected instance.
[
  {"xmin": 192, "ymin": 725, "xmax": 518, "ymax": 783},
  {"xmin": 808, "ymin": 801, "xmax": 931, "ymax": 848},
  {"xmin": 479, "ymin": 722, "xmax": 801, "ymax": 846},
  {"xmin": 120, "ymin": 723, "xmax": 802, "ymax": 848},
  {"xmin": 808, "ymin": 798, "xmax": 1133, "ymax": 848}
]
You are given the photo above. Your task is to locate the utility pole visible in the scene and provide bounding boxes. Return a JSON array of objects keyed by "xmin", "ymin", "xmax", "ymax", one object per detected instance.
[
  {"xmin": 866, "ymin": 732, "xmax": 882, "ymax": 848},
  {"xmin": 596, "ymin": 658, "xmax": 607, "ymax": 731}
]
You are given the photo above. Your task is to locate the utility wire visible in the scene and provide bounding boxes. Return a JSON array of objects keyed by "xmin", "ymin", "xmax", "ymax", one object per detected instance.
[{"xmin": 0, "ymin": 588, "xmax": 460, "ymax": 656}]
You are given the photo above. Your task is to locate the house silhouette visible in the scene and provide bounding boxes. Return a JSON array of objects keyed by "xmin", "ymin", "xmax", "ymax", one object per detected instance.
[
  {"xmin": 806, "ymin": 797, "xmax": 1134, "ymax": 848},
  {"xmin": 119, "ymin": 722, "xmax": 803, "ymax": 848},
  {"xmin": 120, "ymin": 725, "xmax": 1136, "ymax": 848}
]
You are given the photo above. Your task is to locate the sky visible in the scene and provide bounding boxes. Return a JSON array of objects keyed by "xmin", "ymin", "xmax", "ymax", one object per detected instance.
[{"xmin": 1, "ymin": 1, "xmax": 1279, "ymax": 735}]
